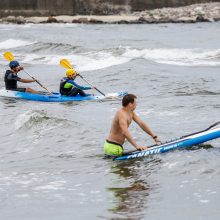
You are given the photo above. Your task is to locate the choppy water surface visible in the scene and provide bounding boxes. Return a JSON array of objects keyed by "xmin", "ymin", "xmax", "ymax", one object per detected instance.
[{"xmin": 0, "ymin": 22, "xmax": 220, "ymax": 220}]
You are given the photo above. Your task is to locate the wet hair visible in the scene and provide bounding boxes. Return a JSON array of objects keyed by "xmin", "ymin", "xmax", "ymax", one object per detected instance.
[{"xmin": 122, "ymin": 94, "xmax": 137, "ymax": 107}]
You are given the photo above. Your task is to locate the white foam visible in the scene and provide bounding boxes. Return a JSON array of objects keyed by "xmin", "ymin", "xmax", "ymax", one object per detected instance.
[
  {"xmin": 15, "ymin": 194, "xmax": 30, "ymax": 198},
  {"xmin": 0, "ymin": 39, "xmax": 37, "ymax": 49},
  {"xmin": 123, "ymin": 47, "xmax": 220, "ymax": 66},
  {"xmin": 200, "ymin": 200, "xmax": 209, "ymax": 203},
  {"xmin": 45, "ymin": 47, "xmax": 220, "ymax": 68},
  {"xmin": 14, "ymin": 110, "xmax": 46, "ymax": 130},
  {"xmin": 34, "ymin": 181, "xmax": 66, "ymax": 191},
  {"xmin": 21, "ymin": 51, "xmax": 131, "ymax": 71},
  {"xmin": 2, "ymin": 46, "xmax": 220, "ymax": 70}
]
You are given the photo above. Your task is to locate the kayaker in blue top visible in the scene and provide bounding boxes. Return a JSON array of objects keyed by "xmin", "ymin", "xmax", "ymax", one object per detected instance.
[
  {"xmin": 4, "ymin": 60, "xmax": 38, "ymax": 93},
  {"xmin": 59, "ymin": 69, "xmax": 94, "ymax": 96}
]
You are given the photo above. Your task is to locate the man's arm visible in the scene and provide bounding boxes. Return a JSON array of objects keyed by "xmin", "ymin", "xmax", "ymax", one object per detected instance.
[
  {"xmin": 118, "ymin": 112, "xmax": 146, "ymax": 150},
  {"xmin": 68, "ymin": 80, "xmax": 91, "ymax": 90},
  {"xmin": 133, "ymin": 112, "xmax": 161, "ymax": 143},
  {"xmin": 20, "ymin": 79, "xmax": 35, "ymax": 83}
]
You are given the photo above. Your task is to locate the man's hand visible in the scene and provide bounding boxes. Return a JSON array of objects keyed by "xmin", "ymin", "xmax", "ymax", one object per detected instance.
[
  {"xmin": 32, "ymin": 77, "xmax": 37, "ymax": 82},
  {"xmin": 136, "ymin": 145, "xmax": 148, "ymax": 151},
  {"xmin": 18, "ymin": 66, "xmax": 24, "ymax": 71},
  {"xmin": 154, "ymin": 137, "xmax": 162, "ymax": 145}
]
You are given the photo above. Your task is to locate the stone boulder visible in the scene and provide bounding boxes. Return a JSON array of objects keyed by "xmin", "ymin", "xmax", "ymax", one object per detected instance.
[{"xmin": 47, "ymin": 16, "xmax": 58, "ymax": 23}]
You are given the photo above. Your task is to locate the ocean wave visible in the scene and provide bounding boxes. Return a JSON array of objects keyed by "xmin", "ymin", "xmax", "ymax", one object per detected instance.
[
  {"xmin": 1, "ymin": 46, "xmax": 220, "ymax": 70},
  {"xmin": 35, "ymin": 47, "xmax": 220, "ymax": 69},
  {"xmin": 14, "ymin": 110, "xmax": 72, "ymax": 131},
  {"xmin": 10, "ymin": 50, "xmax": 131, "ymax": 71},
  {"xmin": 123, "ymin": 47, "xmax": 220, "ymax": 66},
  {"xmin": 175, "ymin": 90, "xmax": 220, "ymax": 96},
  {"xmin": 24, "ymin": 41, "xmax": 80, "ymax": 54},
  {"xmin": 0, "ymin": 39, "xmax": 37, "ymax": 50}
]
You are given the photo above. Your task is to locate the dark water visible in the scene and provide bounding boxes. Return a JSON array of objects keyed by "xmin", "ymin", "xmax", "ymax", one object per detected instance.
[{"xmin": 0, "ymin": 22, "xmax": 220, "ymax": 220}]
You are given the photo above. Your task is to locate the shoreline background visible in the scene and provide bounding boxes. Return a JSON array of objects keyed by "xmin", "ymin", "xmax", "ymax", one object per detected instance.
[{"xmin": 0, "ymin": 3, "xmax": 220, "ymax": 24}]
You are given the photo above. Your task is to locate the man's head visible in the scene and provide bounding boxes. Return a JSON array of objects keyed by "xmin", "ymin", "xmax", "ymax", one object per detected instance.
[
  {"xmin": 122, "ymin": 94, "xmax": 137, "ymax": 110},
  {"xmin": 9, "ymin": 60, "xmax": 20, "ymax": 69},
  {"xmin": 66, "ymin": 69, "xmax": 76, "ymax": 79},
  {"xmin": 9, "ymin": 60, "xmax": 21, "ymax": 72}
]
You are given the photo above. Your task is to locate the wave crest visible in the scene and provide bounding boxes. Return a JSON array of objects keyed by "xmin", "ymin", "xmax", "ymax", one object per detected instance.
[
  {"xmin": 15, "ymin": 110, "xmax": 71, "ymax": 131},
  {"xmin": 0, "ymin": 39, "xmax": 37, "ymax": 50},
  {"xmin": 1, "ymin": 44, "xmax": 220, "ymax": 69}
]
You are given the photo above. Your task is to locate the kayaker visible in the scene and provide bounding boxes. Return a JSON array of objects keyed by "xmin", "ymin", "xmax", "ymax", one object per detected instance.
[
  {"xmin": 4, "ymin": 60, "xmax": 38, "ymax": 93},
  {"xmin": 59, "ymin": 69, "xmax": 94, "ymax": 96},
  {"xmin": 104, "ymin": 94, "xmax": 161, "ymax": 157}
]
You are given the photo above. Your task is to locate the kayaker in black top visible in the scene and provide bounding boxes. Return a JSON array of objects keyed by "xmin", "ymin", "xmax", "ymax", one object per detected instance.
[{"xmin": 4, "ymin": 60, "xmax": 38, "ymax": 93}]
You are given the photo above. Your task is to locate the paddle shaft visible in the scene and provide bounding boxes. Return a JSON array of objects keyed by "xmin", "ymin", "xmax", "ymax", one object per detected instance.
[
  {"xmin": 77, "ymin": 74, "xmax": 105, "ymax": 96},
  {"xmin": 23, "ymin": 70, "xmax": 52, "ymax": 94}
]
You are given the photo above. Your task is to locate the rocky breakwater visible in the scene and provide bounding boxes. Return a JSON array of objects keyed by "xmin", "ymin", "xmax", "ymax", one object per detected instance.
[
  {"xmin": 0, "ymin": 3, "xmax": 220, "ymax": 24},
  {"xmin": 135, "ymin": 2, "xmax": 220, "ymax": 23}
]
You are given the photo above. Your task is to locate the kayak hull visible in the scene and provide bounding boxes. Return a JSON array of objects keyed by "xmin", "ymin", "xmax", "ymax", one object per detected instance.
[
  {"xmin": 114, "ymin": 123, "xmax": 220, "ymax": 161},
  {"xmin": 0, "ymin": 89, "xmax": 127, "ymax": 102}
]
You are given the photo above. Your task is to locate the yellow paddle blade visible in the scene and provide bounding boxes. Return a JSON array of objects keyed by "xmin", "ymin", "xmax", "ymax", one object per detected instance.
[
  {"xmin": 3, "ymin": 51, "xmax": 14, "ymax": 61},
  {"xmin": 60, "ymin": 59, "xmax": 73, "ymax": 69}
]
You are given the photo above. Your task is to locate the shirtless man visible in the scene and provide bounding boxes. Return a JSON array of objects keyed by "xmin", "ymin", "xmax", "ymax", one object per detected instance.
[{"xmin": 104, "ymin": 94, "xmax": 161, "ymax": 157}]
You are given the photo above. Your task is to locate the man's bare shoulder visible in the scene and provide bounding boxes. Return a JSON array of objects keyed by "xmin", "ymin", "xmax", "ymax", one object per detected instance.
[
  {"xmin": 113, "ymin": 109, "xmax": 125, "ymax": 119},
  {"xmin": 116, "ymin": 109, "xmax": 127, "ymax": 116},
  {"xmin": 116, "ymin": 108, "xmax": 135, "ymax": 118}
]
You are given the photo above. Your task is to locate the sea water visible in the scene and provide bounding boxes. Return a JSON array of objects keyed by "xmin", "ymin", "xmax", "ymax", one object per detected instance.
[{"xmin": 0, "ymin": 22, "xmax": 220, "ymax": 220}]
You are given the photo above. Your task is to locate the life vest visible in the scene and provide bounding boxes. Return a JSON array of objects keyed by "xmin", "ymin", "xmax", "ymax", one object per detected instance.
[
  {"xmin": 59, "ymin": 78, "xmax": 73, "ymax": 95},
  {"xmin": 4, "ymin": 70, "xmax": 20, "ymax": 90}
]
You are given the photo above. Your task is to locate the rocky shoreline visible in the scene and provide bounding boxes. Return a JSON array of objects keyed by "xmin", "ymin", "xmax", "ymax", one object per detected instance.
[{"xmin": 0, "ymin": 3, "xmax": 220, "ymax": 24}]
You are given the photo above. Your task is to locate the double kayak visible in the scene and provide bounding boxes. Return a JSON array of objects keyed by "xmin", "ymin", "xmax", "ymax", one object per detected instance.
[
  {"xmin": 0, "ymin": 89, "xmax": 127, "ymax": 102},
  {"xmin": 114, "ymin": 121, "xmax": 220, "ymax": 161}
]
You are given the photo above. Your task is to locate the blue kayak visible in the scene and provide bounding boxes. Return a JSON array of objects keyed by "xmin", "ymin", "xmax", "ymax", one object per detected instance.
[
  {"xmin": 114, "ymin": 122, "xmax": 220, "ymax": 161},
  {"xmin": 0, "ymin": 89, "xmax": 127, "ymax": 102}
]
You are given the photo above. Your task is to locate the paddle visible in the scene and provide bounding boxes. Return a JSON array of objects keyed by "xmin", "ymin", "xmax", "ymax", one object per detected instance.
[
  {"xmin": 3, "ymin": 51, "xmax": 52, "ymax": 94},
  {"xmin": 60, "ymin": 59, "xmax": 106, "ymax": 96}
]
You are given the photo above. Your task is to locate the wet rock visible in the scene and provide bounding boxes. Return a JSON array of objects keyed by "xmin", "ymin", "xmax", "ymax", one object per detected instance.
[
  {"xmin": 47, "ymin": 16, "xmax": 58, "ymax": 23},
  {"xmin": 196, "ymin": 14, "xmax": 207, "ymax": 22},
  {"xmin": 2, "ymin": 16, "xmax": 16, "ymax": 23},
  {"xmin": 1, "ymin": 15, "xmax": 25, "ymax": 24},
  {"xmin": 176, "ymin": 16, "xmax": 197, "ymax": 23},
  {"xmin": 117, "ymin": 20, "xmax": 130, "ymax": 24},
  {"xmin": 16, "ymin": 16, "xmax": 25, "ymax": 24},
  {"xmin": 89, "ymin": 18, "xmax": 103, "ymax": 24},
  {"xmin": 72, "ymin": 17, "xmax": 88, "ymax": 23}
]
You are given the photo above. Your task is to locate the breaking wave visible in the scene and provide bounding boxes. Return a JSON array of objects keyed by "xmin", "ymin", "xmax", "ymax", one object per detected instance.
[
  {"xmin": 0, "ymin": 39, "xmax": 37, "ymax": 50},
  {"xmin": 1, "ymin": 39, "xmax": 220, "ymax": 70},
  {"xmin": 14, "ymin": 110, "xmax": 72, "ymax": 130}
]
